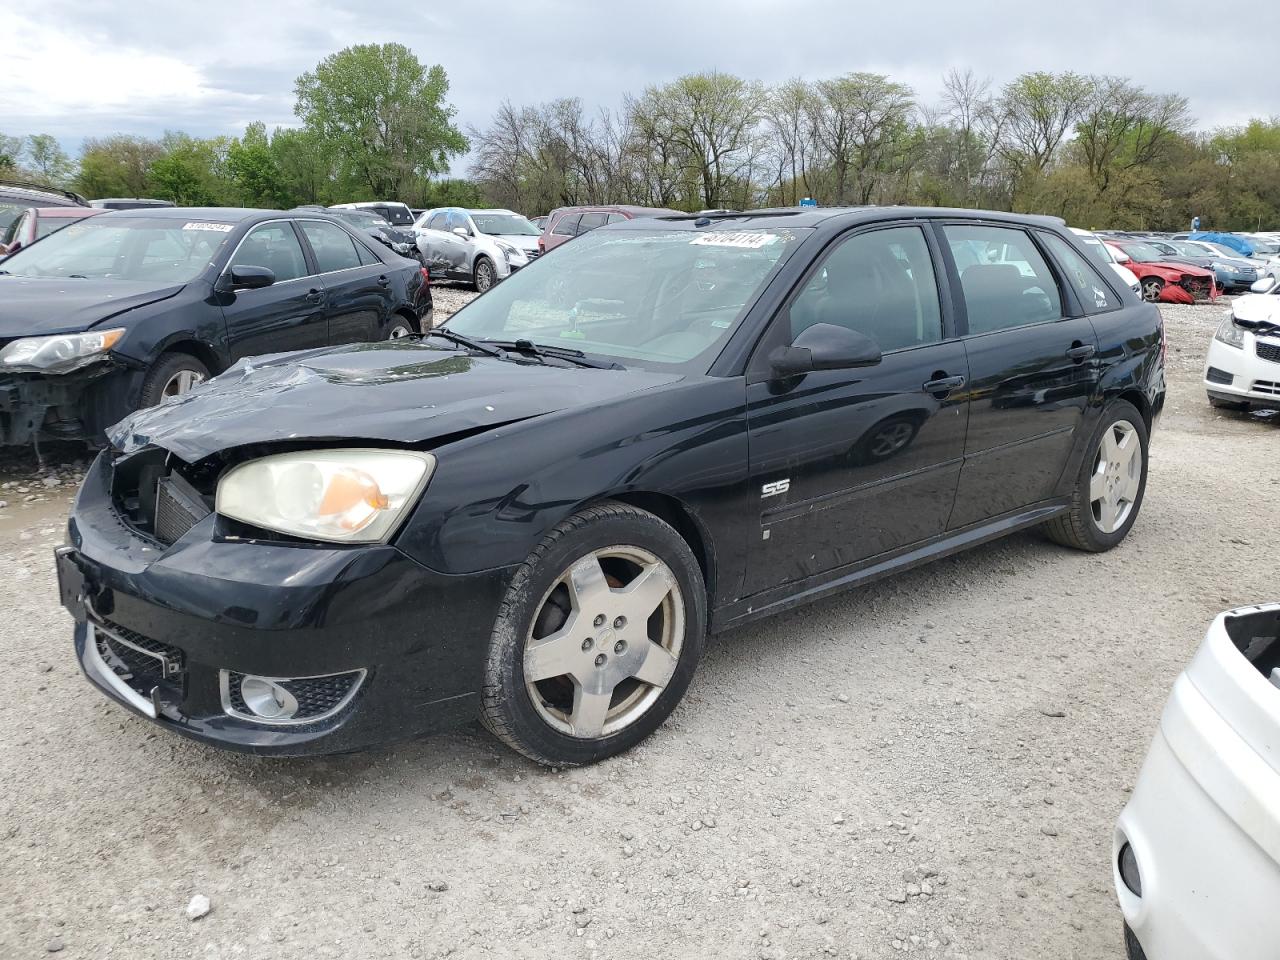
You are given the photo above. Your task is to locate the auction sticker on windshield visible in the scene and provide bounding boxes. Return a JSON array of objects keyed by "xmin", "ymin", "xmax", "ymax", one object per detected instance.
[
  {"xmin": 691, "ymin": 231, "xmax": 779, "ymax": 249},
  {"xmin": 182, "ymin": 222, "xmax": 234, "ymax": 233}
]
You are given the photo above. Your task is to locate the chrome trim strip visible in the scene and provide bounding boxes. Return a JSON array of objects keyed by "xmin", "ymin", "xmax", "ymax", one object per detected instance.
[
  {"xmin": 85, "ymin": 624, "xmax": 158, "ymax": 719},
  {"xmin": 218, "ymin": 668, "xmax": 367, "ymax": 727}
]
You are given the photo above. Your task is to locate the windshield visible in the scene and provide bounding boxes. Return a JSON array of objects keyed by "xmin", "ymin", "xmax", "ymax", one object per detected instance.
[
  {"xmin": 330, "ymin": 210, "xmax": 388, "ymax": 230},
  {"xmin": 0, "ymin": 216, "xmax": 233, "ymax": 281},
  {"xmin": 381, "ymin": 206, "xmax": 414, "ymax": 226},
  {"xmin": 36, "ymin": 214, "xmax": 93, "ymax": 240},
  {"xmin": 1117, "ymin": 242, "xmax": 1164, "ymax": 262},
  {"xmin": 472, "ymin": 213, "xmax": 539, "ymax": 237},
  {"xmin": 446, "ymin": 226, "xmax": 807, "ymax": 371},
  {"xmin": 1169, "ymin": 241, "xmax": 1208, "ymax": 259},
  {"xmin": 1208, "ymin": 242, "xmax": 1243, "ymax": 259}
]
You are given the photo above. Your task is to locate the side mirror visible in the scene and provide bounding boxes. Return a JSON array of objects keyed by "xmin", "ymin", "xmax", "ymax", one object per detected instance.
[
  {"xmin": 452, "ymin": 226, "xmax": 470, "ymax": 238},
  {"xmin": 770, "ymin": 323, "xmax": 882, "ymax": 377},
  {"xmin": 227, "ymin": 265, "xmax": 276, "ymax": 290}
]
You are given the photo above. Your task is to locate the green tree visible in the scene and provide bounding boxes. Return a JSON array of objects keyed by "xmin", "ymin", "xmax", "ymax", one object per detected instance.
[
  {"xmin": 75, "ymin": 135, "xmax": 164, "ymax": 199},
  {"xmin": 270, "ymin": 126, "xmax": 334, "ymax": 205},
  {"xmin": 294, "ymin": 43, "xmax": 467, "ymax": 200},
  {"xmin": 148, "ymin": 134, "xmax": 229, "ymax": 206},
  {"xmin": 24, "ymin": 135, "xmax": 75, "ymax": 186},
  {"xmin": 226, "ymin": 122, "xmax": 289, "ymax": 207}
]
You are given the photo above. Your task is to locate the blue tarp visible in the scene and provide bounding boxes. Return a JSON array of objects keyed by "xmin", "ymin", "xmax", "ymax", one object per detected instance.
[{"xmin": 1190, "ymin": 231, "xmax": 1255, "ymax": 257}]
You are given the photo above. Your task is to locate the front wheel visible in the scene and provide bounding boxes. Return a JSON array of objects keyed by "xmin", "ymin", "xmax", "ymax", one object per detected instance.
[
  {"xmin": 480, "ymin": 502, "xmax": 706, "ymax": 766},
  {"xmin": 1044, "ymin": 400, "xmax": 1149, "ymax": 551},
  {"xmin": 139, "ymin": 352, "xmax": 209, "ymax": 407},
  {"xmin": 473, "ymin": 256, "xmax": 496, "ymax": 293},
  {"xmin": 1140, "ymin": 277, "xmax": 1164, "ymax": 302},
  {"xmin": 384, "ymin": 317, "xmax": 415, "ymax": 340}
]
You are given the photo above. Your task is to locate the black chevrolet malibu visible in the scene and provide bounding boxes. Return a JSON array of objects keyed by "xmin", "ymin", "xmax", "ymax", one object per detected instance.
[
  {"xmin": 0, "ymin": 207, "xmax": 431, "ymax": 445},
  {"xmin": 57, "ymin": 207, "xmax": 1165, "ymax": 766}
]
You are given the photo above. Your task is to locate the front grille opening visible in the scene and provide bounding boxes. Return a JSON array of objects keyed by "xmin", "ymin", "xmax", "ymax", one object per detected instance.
[
  {"xmin": 1257, "ymin": 342, "xmax": 1280, "ymax": 364},
  {"xmin": 93, "ymin": 619, "xmax": 186, "ymax": 699}
]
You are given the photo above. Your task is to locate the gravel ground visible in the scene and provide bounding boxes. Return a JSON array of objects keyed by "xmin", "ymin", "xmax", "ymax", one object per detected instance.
[{"xmin": 1, "ymin": 299, "xmax": 1276, "ymax": 960}]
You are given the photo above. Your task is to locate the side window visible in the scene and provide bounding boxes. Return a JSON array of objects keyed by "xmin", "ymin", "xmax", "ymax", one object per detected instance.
[
  {"xmin": 552, "ymin": 213, "xmax": 581, "ymax": 237},
  {"xmin": 427, "ymin": 212, "xmax": 448, "ymax": 230},
  {"xmin": 299, "ymin": 220, "xmax": 362, "ymax": 273},
  {"xmin": 447, "ymin": 212, "xmax": 469, "ymax": 234},
  {"xmin": 790, "ymin": 225, "xmax": 943, "ymax": 353},
  {"xmin": 354, "ymin": 240, "xmax": 382, "ymax": 266},
  {"xmin": 229, "ymin": 223, "xmax": 309, "ymax": 282},
  {"xmin": 944, "ymin": 224, "xmax": 1063, "ymax": 335},
  {"xmin": 606, "ymin": 213, "xmax": 628, "ymax": 224},
  {"xmin": 5, "ymin": 211, "xmax": 31, "ymax": 244},
  {"xmin": 578, "ymin": 212, "xmax": 608, "ymax": 232},
  {"xmin": 1040, "ymin": 232, "xmax": 1118, "ymax": 314}
]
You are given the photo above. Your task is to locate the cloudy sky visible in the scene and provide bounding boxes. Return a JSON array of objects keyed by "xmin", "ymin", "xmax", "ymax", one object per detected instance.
[{"xmin": 4, "ymin": 0, "xmax": 1274, "ymax": 172}]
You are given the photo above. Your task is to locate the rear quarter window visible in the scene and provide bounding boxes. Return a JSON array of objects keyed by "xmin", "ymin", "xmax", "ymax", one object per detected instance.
[{"xmin": 1040, "ymin": 232, "xmax": 1120, "ymax": 314}]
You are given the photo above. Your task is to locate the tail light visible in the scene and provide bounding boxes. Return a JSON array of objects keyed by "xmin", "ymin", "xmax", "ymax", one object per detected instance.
[
  {"xmin": 419, "ymin": 265, "xmax": 430, "ymax": 284},
  {"xmin": 537, "ymin": 236, "xmax": 545, "ymax": 254}
]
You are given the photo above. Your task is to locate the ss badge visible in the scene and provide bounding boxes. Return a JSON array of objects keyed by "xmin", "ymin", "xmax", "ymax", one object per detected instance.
[{"xmin": 761, "ymin": 479, "xmax": 791, "ymax": 498}]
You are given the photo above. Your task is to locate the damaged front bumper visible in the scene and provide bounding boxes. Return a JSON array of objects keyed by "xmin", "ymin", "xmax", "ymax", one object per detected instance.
[
  {"xmin": 0, "ymin": 360, "xmax": 136, "ymax": 446},
  {"xmin": 58, "ymin": 450, "xmax": 515, "ymax": 755}
]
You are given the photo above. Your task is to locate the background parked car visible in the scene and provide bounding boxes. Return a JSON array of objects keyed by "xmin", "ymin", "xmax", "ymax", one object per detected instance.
[
  {"xmin": 0, "ymin": 207, "xmax": 431, "ymax": 446},
  {"xmin": 414, "ymin": 207, "xmax": 542, "ymax": 291},
  {"xmin": 1070, "ymin": 227, "xmax": 1140, "ymax": 294},
  {"xmin": 1203, "ymin": 271, "xmax": 1280, "ymax": 412},
  {"xmin": 1114, "ymin": 602, "xmax": 1280, "ymax": 960},
  {"xmin": 319, "ymin": 206, "xmax": 422, "ymax": 263},
  {"xmin": 88, "ymin": 198, "xmax": 176, "ymax": 210},
  {"xmin": 0, "ymin": 206, "xmax": 106, "ymax": 256},
  {"xmin": 1105, "ymin": 240, "xmax": 1218, "ymax": 303},
  {"xmin": 538, "ymin": 204, "xmax": 683, "ymax": 254},
  {"xmin": 0, "ymin": 179, "xmax": 87, "ymax": 236},
  {"xmin": 1136, "ymin": 236, "xmax": 1261, "ymax": 292},
  {"xmin": 330, "ymin": 200, "xmax": 417, "ymax": 230},
  {"xmin": 529, "ymin": 215, "xmax": 547, "ymax": 231}
]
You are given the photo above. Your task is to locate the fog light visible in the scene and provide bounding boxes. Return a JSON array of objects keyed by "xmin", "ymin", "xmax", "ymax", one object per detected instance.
[
  {"xmin": 1118, "ymin": 842, "xmax": 1142, "ymax": 897},
  {"xmin": 239, "ymin": 676, "xmax": 300, "ymax": 720}
]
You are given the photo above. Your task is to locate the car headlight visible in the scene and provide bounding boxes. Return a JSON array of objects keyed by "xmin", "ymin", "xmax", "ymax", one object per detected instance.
[
  {"xmin": 0, "ymin": 328, "xmax": 125, "ymax": 374},
  {"xmin": 216, "ymin": 449, "xmax": 436, "ymax": 543},
  {"xmin": 1212, "ymin": 261, "xmax": 1236, "ymax": 273},
  {"xmin": 494, "ymin": 240, "xmax": 518, "ymax": 263},
  {"xmin": 1214, "ymin": 315, "xmax": 1247, "ymax": 349}
]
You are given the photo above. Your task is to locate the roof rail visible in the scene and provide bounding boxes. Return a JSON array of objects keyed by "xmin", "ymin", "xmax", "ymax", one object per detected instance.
[{"xmin": 0, "ymin": 178, "xmax": 88, "ymax": 205}]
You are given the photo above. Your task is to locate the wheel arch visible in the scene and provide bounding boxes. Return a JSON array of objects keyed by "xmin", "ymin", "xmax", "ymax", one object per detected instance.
[
  {"xmin": 595, "ymin": 491, "xmax": 717, "ymax": 610},
  {"xmin": 149, "ymin": 337, "xmax": 225, "ymax": 376},
  {"xmin": 1114, "ymin": 388, "xmax": 1153, "ymax": 432}
]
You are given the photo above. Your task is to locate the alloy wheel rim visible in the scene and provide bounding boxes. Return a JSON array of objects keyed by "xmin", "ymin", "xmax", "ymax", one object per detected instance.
[
  {"xmin": 1090, "ymin": 419, "xmax": 1141, "ymax": 534},
  {"xmin": 161, "ymin": 369, "xmax": 205, "ymax": 401},
  {"xmin": 1141, "ymin": 280, "xmax": 1161, "ymax": 302},
  {"xmin": 388, "ymin": 323, "xmax": 412, "ymax": 339},
  {"xmin": 523, "ymin": 546, "xmax": 684, "ymax": 739},
  {"xmin": 477, "ymin": 262, "xmax": 493, "ymax": 290}
]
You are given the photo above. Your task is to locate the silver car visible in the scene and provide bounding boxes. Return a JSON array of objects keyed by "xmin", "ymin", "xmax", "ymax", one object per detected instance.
[{"xmin": 414, "ymin": 208, "xmax": 541, "ymax": 291}]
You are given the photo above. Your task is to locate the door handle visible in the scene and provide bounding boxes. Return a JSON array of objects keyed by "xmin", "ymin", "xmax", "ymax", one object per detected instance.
[
  {"xmin": 1066, "ymin": 342, "xmax": 1096, "ymax": 362},
  {"xmin": 377, "ymin": 275, "xmax": 391, "ymax": 288},
  {"xmin": 305, "ymin": 288, "xmax": 324, "ymax": 304},
  {"xmin": 923, "ymin": 374, "xmax": 966, "ymax": 397}
]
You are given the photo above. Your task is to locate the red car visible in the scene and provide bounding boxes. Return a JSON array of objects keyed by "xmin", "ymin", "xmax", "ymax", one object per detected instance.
[
  {"xmin": 1105, "ymin": 240, "xmax": 1218, "ymax": 304},
  {"xmin": 538, "ymin": 204, "xmax": 683, "ymax": 254},
  {"xmin": 0, "ymin": 206, "xmax": 105, "ymax": 256}
]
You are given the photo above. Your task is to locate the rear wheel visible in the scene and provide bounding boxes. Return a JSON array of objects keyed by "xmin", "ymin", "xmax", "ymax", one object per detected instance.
[
  {"xmin": 480, "ymin": 502, "xmax": 706, "ymax": 766},
  {"xmin": 1044, "ymin": 400, "xmax": 1148, "ymax": 552},
  {"xmin": 473, "ymin": 256, "xmax": 496, "ymax": 293},
  {"xmin": 1140, "ymin": 277, "xmax": 1164, "ymax": 302},
  {"xmin": 139, "ymin": 352, "xmax": 209, "ymax": 407},
  {"xmin": 385, "ymin": 316, "xmax": 415, "ymax": 340}
]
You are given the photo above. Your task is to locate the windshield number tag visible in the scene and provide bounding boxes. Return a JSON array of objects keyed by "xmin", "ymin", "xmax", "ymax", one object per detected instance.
[
  {"xmin": 692, "ymin": 232, "xmax": 777, "ymax": 249},
  {"xmin": 183, "ymin": 222, "xmax": 234, "ymax": 233}
]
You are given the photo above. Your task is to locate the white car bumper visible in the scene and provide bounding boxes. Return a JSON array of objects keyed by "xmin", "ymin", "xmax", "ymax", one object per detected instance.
[
  {"xmin": 1115, "ymin": 604, "xmax": 1280, "ymax": 960},
  {"xmin": 1204, "ymin": 330, "xmax": 1280, "ymax": 409}
]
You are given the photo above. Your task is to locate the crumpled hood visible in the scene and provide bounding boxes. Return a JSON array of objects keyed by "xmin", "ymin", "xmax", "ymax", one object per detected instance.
[
  {"xmin": 0, "ymin": 277, "xmax": 186, "ymax": 337},
  {"xmin": 110, "ymin": 339, "xmax": 681, "ymax": 462},
  {"xmin": 1232, "ymin": 293, "xmax": 1280, "ymax": 328}
]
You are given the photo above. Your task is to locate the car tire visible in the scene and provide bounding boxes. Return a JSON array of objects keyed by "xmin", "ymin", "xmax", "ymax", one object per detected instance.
[
  {"xmin": 138, "ymin": 352, "xmax": 210, "ymax": 408},
  {"xmin": 1208, "ymin": 395, "xmax": 1249, "ymax": 411},
  {"xmin": 385, "ymin": 316, "xmax": 416, "ymax": 340},
  {"xmin": 1044, "ymin": 400, "xmax": 1149, "ymax": 552},
  {"xmin": 473, "ymin": 256, "xmax": 496, "ymax": 293},
  {"xmin": 1123, "ymin": 924, "xmax": 1148, "ymax": 960},
  {"xmin": 1139, "ymin": 277, "xmax": 1164, "ymax": 302},
  {"xmin": 479, "ymin": 501, "xmax": 707, "ymax": 766}
]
